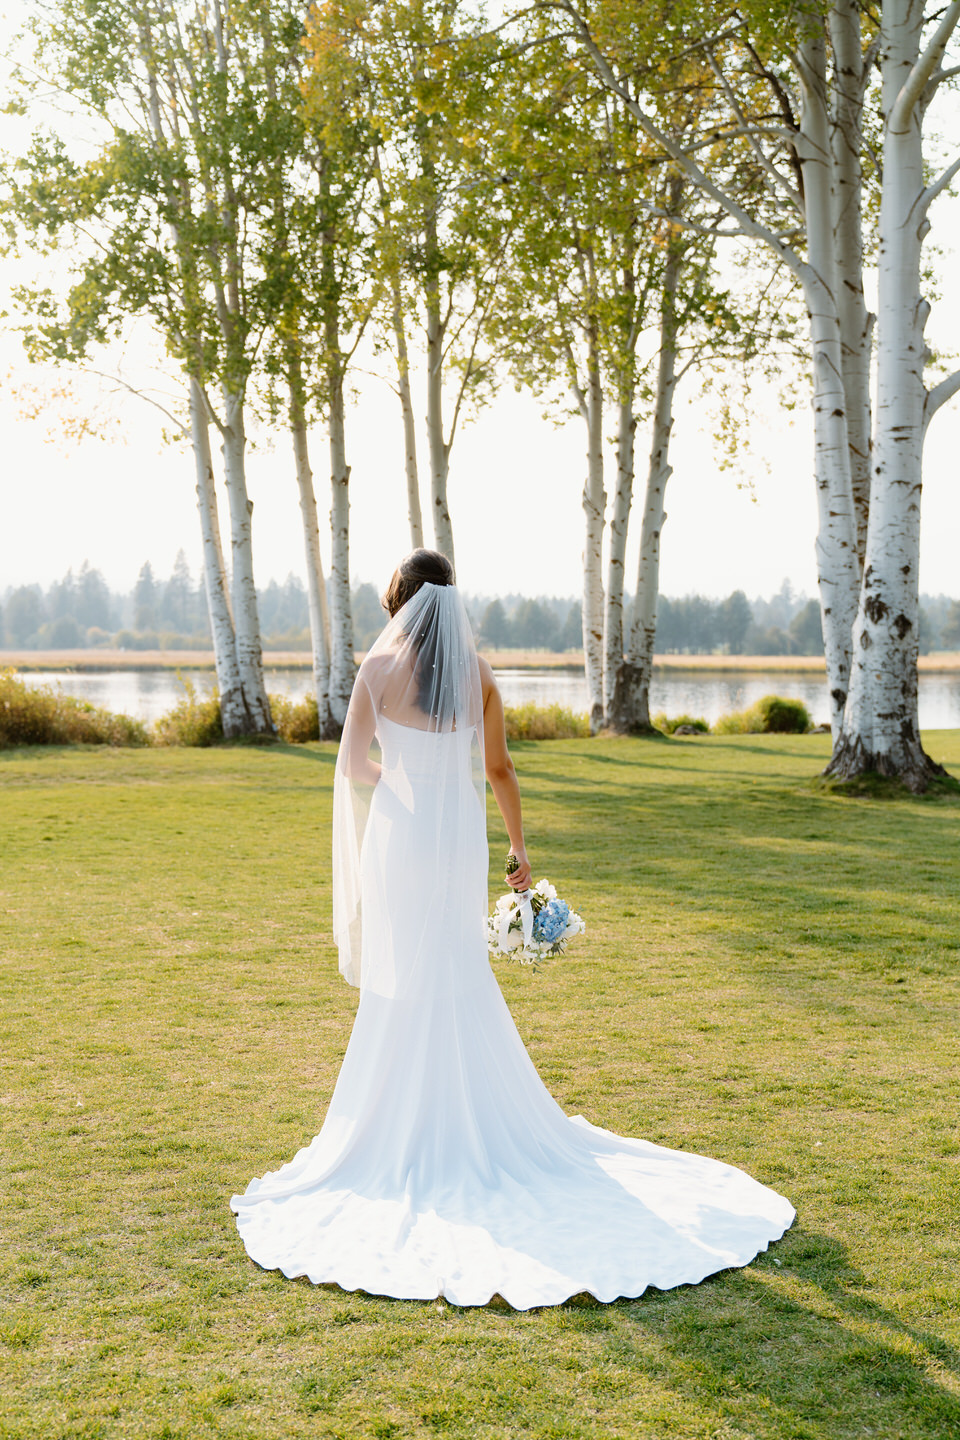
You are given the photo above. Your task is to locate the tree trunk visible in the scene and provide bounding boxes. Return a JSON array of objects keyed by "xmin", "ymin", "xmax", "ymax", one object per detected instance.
[
  {"xmin": 373, "ymin": 144, "xmax": 423, "ymax": 551},
  {"xmin": 393, "ymin": 295, "xmax": 424, "ymax": 549},
  {"xmin": 603, "ymin": 395, "xmax": 636, "ymax": 726},
  {"xmin": 288, "ymin": 366, "xmax": 336, "ymax": 739},
  {"xmin": 826, "ymin": 0, "xmax": 945, "ymax": 790},
  {"xmin": 423, "ymin": 193, "xmax": 455, "ymax": 566},
  {"xmin": 580, "ymin": 329, "xmax": 606, "ymax": 733},
  {"xmin": 829, "ymin": 0, "xmax": 874, "ymax": 568},
  {"xmin": 798, "ymin": 28, "xmax": 861, "ymax": 733},
  {"xmin": 425, "ymin": 290, "xmax": 454, "ymax": 566},
  {"xmin": 608, "ymin": 251, "xmax": 679, "ymax": 734},
  {"xmin": 190, "ymin": 377, "xmax": 250, "ymax": 737},
  {"xmin": 220, "ymin": 387, "xmax": 273, "ymax": 732},
  {"xmin": 328, "ymin": 364, "xmax": 355, "ymax": 726}
]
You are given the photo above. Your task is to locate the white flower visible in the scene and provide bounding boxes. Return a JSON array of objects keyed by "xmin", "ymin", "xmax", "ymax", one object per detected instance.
[{"xmin": 486, "ymin": 879, "xmax": 584, "ymax": 965}]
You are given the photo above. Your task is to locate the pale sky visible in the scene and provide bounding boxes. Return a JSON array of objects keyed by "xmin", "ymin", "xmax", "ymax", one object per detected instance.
[{"xmin": 1, "ymin": 4, "xmax": 959, "ymax": 603}]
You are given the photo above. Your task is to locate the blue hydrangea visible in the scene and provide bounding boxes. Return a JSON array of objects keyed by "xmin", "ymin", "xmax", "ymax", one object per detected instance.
[{"xmin": 533, "ymin": 899, "xmax": 570, "ymax": 944}]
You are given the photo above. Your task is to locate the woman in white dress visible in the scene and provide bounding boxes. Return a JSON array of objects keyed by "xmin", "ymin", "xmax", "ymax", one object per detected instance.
[{"xmin": 231, "ymin": 549, "xmax": 794, "ymax": 1308}]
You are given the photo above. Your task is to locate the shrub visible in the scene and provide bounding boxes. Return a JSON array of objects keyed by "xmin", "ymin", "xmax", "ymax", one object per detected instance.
[
  {"xmin": 153, "ymin": 677, "xmax": 223, "ymax": 746},
  {"xmin": 503, "ymin": 702, "xmax": 590, "ymax": 740},
  {"xmin": 714, "ymin": 694, "xmax": 812, "ymax": 735},
  {"xmin": 269, "ymin": 692, "xmax": 319, "ymax": 743},
  {"xmin": 0, "ymin": 669, "xmax": 149, "ymax": 747},
  {"xmin": 751, "ymin": 694, "xmax": 812, "ymax": 732},
  {"xmin": 712, "ymin": 709, "xmax": 752, "ymax": 735},
  {"xmin": 653, "ymin": 712, "xmax": 709, "ymax": 735}
]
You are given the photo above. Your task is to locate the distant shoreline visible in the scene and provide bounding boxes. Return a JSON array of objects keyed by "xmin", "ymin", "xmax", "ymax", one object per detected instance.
[{"xmin": 5, "ymin": 647, "xmax": 960, "ymax": 675}]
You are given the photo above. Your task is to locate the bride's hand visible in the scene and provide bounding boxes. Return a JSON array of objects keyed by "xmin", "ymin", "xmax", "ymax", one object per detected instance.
[{"xmin": 506, "ymin": 848, "xmax": 532, "ymax": 890}]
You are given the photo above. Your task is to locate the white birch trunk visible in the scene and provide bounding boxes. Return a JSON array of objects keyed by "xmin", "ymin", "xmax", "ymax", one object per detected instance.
[
  {"xmin": 393, "ymin": 296, "xmax": 424, "ymax": 549},
  {"xmin": 220, "ymin": 387, "xmax": 273, "ymax": 732},
  {"xmin": 602, "ymin": 395, "xmax": 636, "ymax": 726},
  {"xmin": 829, "ymin": 0, "xmax": 874, "ymax": 566},
  {"xmin": 608, "ymin": 248, "xmax": 679, "ymax": 733},
  {"xmin": 425, "ymin": 289, "xmax": 455, "ymax": 566},
  {"xmin": 828, "ymin": 0, "xmax": 951, "ymax": 789},
  {"xmin": 797, "ymin": 29, "xmax": 861, "ymax": 732},
  {"xmin": 190, "ymin": 377, "xmax": 249, "ymax": 738},
  {"xmin": 288, "ymin": 370, "xmax": 335, "ymax": 739},
  {"xmin": 580, "ymin": 331, "xmax": 606, "ymax": 733},
  {"xmin": 328, "ymin": 369, "xmax": 355, "ymax": 726}
]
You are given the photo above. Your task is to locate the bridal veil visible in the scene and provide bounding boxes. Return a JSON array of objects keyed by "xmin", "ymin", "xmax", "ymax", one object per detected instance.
[{"xmin": 332, "ymin": 580, "xmax": 486, "ymax": 994}]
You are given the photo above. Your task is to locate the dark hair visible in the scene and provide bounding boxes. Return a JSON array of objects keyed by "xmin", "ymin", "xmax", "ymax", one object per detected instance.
[
  {"xmin": 381, "ymin": 549, "xmax": 454, "ymax": 617},
  {"xmin": 382, "ymin": 549, "xmax": 456, "ymax": 718}
]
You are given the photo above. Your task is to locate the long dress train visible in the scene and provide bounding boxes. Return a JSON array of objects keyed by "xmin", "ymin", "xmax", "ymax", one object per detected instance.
[{"xmin": 230, "ymin": 714, "xmax": 794, "ymax": 1309}]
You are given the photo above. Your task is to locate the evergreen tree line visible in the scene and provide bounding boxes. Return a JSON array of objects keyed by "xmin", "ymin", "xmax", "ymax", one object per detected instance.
[{"xmin": 5, "ymin": 565, "xmax": 960, "ymax": 658}]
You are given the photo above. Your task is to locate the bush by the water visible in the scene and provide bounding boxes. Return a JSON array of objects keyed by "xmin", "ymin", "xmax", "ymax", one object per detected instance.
[
  {"xmin": 503, "ymin": 702, "xmax": 590, "ymax": 740},
  {"xmin": 153, "ymin": 685, "xmax": 320, "ymax": 745},
  {"xmin": 270, "ymin": 692, "xmax": 319, "ymax": 743},
  {"xmin": 152, "ymin": 677, "xmax": 223, "ymax": 746},
  {"xmin": 714, "ymin": 694, "xmax": 812, "ymax": 735},
  {"xmin": 653, "ymin": 712, "xmax": 709, "ymax": 735},
  {"xmin": 0, "ymin": 669, "xmax": 149, "ymax": 747}
]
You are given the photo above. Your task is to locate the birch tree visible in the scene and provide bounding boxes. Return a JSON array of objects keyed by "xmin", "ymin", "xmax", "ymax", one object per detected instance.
[
  {"xmin": 307, "ymin": 0, "xmax": 512, "ymax": 568},
  {"xmin": 2, "ymin": 0, "xmax": 280, "ymax": 734},
  {"xmin": 491, "ymin": 23, "xmax": 752, "ymax": 731},
  {"xmin": 538, "ymin": 0, "xmax": 868, "ymax": 735},
  {"xmin": 826, "ymin": 0, "xmax": 960, "ymax": 788},
  {"xmin": 143, "ymin": 0, "xmax": 275, "ymax": 732},
  {"xmin": 577, "ymin": 0, "xmax": 960, "ymax": 785},
  {"xmin": 258, "ymin": 3, "xmax": 379, "ymax": 732},
  {"xmin": 487, "ymin": 36, "xmax": 664, "ymax": 729}
]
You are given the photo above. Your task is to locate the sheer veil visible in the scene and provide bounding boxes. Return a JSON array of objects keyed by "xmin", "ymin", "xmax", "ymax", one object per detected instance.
[{"xmin": 332, "ymin": 581, "xmax": 486, "ymax": 992}]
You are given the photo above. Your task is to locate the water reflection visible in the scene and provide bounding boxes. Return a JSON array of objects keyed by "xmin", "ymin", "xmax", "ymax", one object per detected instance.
[{"xmin": 14, "ymin": 664, "xmax": 960, "ymax": 730}]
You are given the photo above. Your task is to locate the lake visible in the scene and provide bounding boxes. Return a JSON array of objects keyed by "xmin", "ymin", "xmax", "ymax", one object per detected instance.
[{"xmin": 15, "ymin": 665, "xmax": 960, "ymax": 729}]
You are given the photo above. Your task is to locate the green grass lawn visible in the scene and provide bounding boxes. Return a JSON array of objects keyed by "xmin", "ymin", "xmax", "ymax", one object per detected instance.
[{"xmin": 1, "ymin": 732, "xmax": 959, "ymax": 1440}]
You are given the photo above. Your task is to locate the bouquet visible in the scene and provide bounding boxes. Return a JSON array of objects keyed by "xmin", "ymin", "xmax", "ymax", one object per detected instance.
[{"xmin": 487, "ymin": 862, "xmax": 585, "ymax": 967}]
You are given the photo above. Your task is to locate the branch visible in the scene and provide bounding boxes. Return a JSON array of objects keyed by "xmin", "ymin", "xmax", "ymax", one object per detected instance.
[
  {"xmin": 536, "ymin": 1, "xmax": 811, "ymax": 288},
  {"xmin": 562, "ymin": 333, "xmax": 588, "ymax": 423},
  {"xmin": 925, "ymin": 61, "xmax": 960, "ymax": 95},
  {"xmin": 86, "ymin": 367, "xmax": 188, "ymax": 437},
  {"xmin": 739, "ymin": 33, "xmax": 805, "ymax": 200},
  {"xmin": 892, "ymin": 0, "xmax": 960, "ymax": 129},
  {"xmin": 925, "ymin": 367, "xmax": 960, "ymax": 427},
  {"xmin": 917, "ymin": 152, "xmax": 960, "ymax": 217},
  {"xmin": 859, "ymin": 37, "xmax": 881, "ymax": 101},
  {"xmin": 685, "ymin": 124, "xmax": 798, "ymax": 154},
  {"xmin": 631, "ymin": 195, "xmax": 798, "ymax": 241},
  {"xmin": 701, "ymin": 42, "xmax": 803, "ymax": 213}
]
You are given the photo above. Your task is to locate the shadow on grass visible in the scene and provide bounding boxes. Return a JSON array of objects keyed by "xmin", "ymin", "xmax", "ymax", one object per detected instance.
[
  {"xmin": 607, "ymin": 1229, "xmax": 960, "ymax": 1438},
  {"xmin": 252, "ymin": 741, "xmax": 338, "ymax": 767},
  {"xmin": 289, "ymin": 1230, "xmax": 960, "ymax": 1438}
]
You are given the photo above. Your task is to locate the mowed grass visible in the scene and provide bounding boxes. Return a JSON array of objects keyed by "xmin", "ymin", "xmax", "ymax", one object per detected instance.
[{"xmin": 1, "ymin": 733, "xmax": 959, "ymax": 1440}]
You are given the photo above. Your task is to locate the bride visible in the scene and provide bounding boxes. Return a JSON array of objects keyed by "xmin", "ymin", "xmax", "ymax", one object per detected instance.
[{"xmin": 231, "ymin": 549, "xmax": 793, "ymax": 1308}]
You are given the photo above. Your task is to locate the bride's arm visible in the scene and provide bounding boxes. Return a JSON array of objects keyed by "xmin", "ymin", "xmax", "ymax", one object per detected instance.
[
  {"xmin": 338, "ymin": 676, "xmax": 382, "ymax": 785},
  {"xmin": 478, "ymin": 658, "xmax": 532, "ymax": 890}
]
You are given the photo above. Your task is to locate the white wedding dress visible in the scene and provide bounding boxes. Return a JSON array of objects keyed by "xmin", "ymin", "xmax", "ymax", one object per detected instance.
[{"xmin": 231, "ymin": 584, "xmax": 793, "ymax": 1309}]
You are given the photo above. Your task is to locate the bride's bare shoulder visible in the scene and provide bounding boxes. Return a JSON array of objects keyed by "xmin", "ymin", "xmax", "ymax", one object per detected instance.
[{"xmin": 477, "ymin": 655, "xmax": 497, "ymax": 700}]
